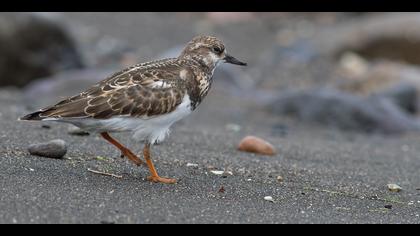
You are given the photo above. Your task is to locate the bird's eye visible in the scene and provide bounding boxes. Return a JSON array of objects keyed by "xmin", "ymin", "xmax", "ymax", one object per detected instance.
[{"xmin": 212, "ymin": 47, "xmax": 222, "ymax": 54}]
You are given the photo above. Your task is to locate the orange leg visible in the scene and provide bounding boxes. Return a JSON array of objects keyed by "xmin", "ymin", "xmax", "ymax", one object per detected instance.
[
  {"xmin": 143, "ymin": 143, "xmax": 177, "ymax": 184},
  {"xmin": 100, "ymin": 132, "xmax": 144, "ymax": 166}
]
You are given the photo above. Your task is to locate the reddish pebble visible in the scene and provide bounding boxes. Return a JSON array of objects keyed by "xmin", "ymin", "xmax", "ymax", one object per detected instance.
[{"xmin": 238, "ymin": 136, "xmax": 276, "ymax": 156}]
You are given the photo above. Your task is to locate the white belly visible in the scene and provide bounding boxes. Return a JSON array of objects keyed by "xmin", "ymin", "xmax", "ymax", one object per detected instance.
[{"xmin": 58, "ymin": 94, "xmax": 193, "ymax": 144}]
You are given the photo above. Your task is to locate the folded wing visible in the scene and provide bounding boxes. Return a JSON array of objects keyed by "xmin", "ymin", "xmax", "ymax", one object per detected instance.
[{"xmin": 21, "ymin": 60, "xmax": 187, "ymax": 121}]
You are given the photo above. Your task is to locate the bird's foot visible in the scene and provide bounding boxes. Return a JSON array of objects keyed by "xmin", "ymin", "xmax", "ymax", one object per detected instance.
[{"xmin": 147, "ymin": 176, "xmax": 177, "ymax": 184}]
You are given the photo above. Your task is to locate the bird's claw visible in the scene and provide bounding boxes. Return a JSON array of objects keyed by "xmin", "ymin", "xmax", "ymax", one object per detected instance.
[{"xmin": 147, "ymin": 176, "xmax": 177, "ymax": 184}]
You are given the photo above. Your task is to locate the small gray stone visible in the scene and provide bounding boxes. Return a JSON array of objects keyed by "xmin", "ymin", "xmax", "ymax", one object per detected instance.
[
  {"xmin": 28, "ymin": 139, "xmax": 67, "ymax": 159},
  {"xmin": 68, "ymin": 127, "xmax": 90, "ymax": 136},
  {"xmin": 387, "ymin": 183, "xmax": 402, "ymax": 192}
]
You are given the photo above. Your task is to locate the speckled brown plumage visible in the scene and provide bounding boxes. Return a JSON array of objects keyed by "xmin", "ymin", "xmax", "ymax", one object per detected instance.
[
  {"xmin": 20, "ymin": 35, "xmax": 247, "ymax": 184},
  {"xmin": 21, "ymin": 36, "xmax": 236, "ymax": 121},
  {"xmin": 24, "ymin": 59, "xmax": 199, "ymax": 120}
]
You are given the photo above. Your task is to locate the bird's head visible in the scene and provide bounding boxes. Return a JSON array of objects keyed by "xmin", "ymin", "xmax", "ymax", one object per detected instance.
[{"xmin": 179, "ymin": 35, "xmax": 247, "ymax": 70}]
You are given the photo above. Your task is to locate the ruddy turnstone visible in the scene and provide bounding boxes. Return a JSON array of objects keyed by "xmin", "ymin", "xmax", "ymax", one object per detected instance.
[{"xmin": 20, "ymin": 35, "xmax": 247, "ymax": 184}]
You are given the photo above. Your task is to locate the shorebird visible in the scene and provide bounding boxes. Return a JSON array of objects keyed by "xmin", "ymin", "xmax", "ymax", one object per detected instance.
[{"xmin": 20, "ymin": 35, "xmax": 247, "ymax": 184}]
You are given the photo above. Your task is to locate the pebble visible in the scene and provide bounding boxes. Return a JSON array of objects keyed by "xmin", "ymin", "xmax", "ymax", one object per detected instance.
[
  {"xmin": 276, "ymin": 176, "xmax": 284, "ymax": 182},
  {"xmin": 264, "ymin": 196, "xmax": 275, "ymax": 202},
  {"xmin": 28, "ymin": 139, "xmax": 67, "ymax": 159},
  {"xmin": 186, "ymin": 163, "xmax": 199, "ymax": 168},
  {"xmin": 387, "ymin": 183, "xmax": 402, "ymax": 192},
  {"xmin": 210, "ymin": 170, "xmax": 233, "ymax": 176},
  {"xmin": 238, "ymin": 136, "xmax": 276, "ymax": 156},
  {"xmin": 338, "ymin": 51, "xmax": 369, "ymax": 78},
  {"xmin": 218, "ymin": 186, "xmax": 226, "ymax": 193},
  {"xmin": 210, "ymin": 170, "xmax": 225, "ymax": 175},
  {"xmin": 68, "ymin": 127, "xmax": 90, "ymax": 136}
]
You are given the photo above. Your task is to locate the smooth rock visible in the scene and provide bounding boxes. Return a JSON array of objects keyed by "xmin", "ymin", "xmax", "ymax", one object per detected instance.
[
  {"xmin": 264, "ymin": 196, "xmax": 275, "ymax": 202},
  {"xmin": 338, "ymin": 52, "xmax": 369, "ymax": 78},
  {"xmin": 374, "ymin": 83, "xmax": 418, "ymax": 114},
  {"xmin": 313, "ymin": 13, "xmax": 420, "ymax": 64},
  {"xmin": 276, "ymin": 176, "xmax": 284, "ymax": 182},
  {"xmin": 28, "ymin": 139, "xmax": 67, "ymax": 159},
  {"xmin": 336, "ymin": 60, "xmax": 420, "ymax": 114},
  {"xmin": 238, "ymin": 136, "xmax": 276, "ymax": 156},
  {"xmin": 387, "ymin": 183, "xmax": 402, "ymax": 192},
  {"xmin": 0, "ymin": 13, "xmax": 83, "ymax": 87},
  {"xmin": 68, "ymin": 127, "xmax": 90, "ymax": 136},
  {"xmin": 186, "ymin": 163, "xmax": 199, "ymax": 168},
  {"xmin": 268, "ymin": 88, "xmax": 420, "ymax": 134},
  {"xmin": 337, "ymin": 60, "xmax": 420, "ymax": 95},
  {"xmin": 210, "ymin": 170, "xmax": 233, "ymax": 177}
]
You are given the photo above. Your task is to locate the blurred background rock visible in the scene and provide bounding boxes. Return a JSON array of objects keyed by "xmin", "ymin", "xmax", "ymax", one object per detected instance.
[
  {"xmin": 3, "ymin": 12, "xmax": 420, "ymax": 134},
  {"xmin": 0, "ymin": 13, "xmax": 83, "ymax": 87}
]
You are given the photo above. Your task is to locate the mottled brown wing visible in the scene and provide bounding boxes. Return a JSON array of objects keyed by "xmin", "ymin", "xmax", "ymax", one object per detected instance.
[
  {"xmin": 84, "ymin": 84, "xmax": 186, "ymax": 119},
  {"xmin": 35, "ymin": 60, "xmax": 188, "ymax": 120}
]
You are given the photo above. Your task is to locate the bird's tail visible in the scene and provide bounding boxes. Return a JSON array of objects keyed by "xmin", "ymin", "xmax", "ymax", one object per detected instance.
[{"xmin": 19, "ymin": 111, "xmax": 45, "ymax": 121}]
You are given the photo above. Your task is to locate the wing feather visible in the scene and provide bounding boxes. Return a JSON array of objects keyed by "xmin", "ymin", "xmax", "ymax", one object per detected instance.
[{"xmin": 28, "ymin": 59, "xmax": 189, "ymax": 120}]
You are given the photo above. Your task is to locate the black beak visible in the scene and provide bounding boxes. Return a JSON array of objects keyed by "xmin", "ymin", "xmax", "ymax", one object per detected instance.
[{"xmin": 224, "ymin": 54, "xmax": 247, "ymax": 66}]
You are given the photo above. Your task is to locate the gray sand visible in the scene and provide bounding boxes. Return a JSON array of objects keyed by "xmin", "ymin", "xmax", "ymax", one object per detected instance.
[
  {"xmin": 1, "ymin": 89, "xmax": 420, "ymax": 224},
  {"xmin": 1, "ymin": 12, "xmax": 420, "ymax": 224}
]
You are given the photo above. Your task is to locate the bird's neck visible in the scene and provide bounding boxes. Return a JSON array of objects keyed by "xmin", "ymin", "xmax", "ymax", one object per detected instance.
[
  {"xmin": 180, "ymin": 54, "xmax": 217, "ymax": 75},
  {"xmin": 178, "ymin": 56, "xmax": 216, "ymax": 111}
]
